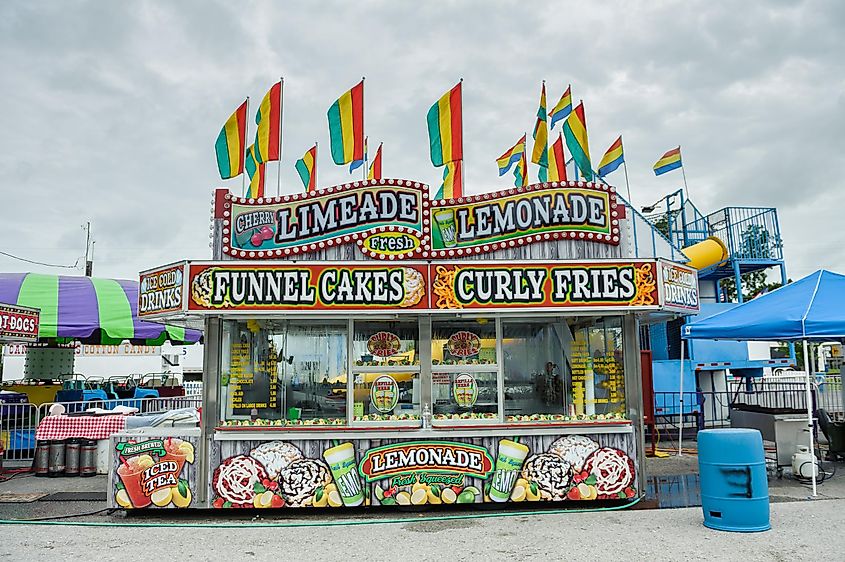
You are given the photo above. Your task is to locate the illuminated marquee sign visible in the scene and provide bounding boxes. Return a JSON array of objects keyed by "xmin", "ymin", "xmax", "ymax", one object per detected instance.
[
  {"xmin": 0, "ymin": 303, "xmax": 40, "ymax": 342},
  {"xmin": 214, "ymin": 180, "xmax": 620, "ymax": 260},
  {"xmin": 220, "ymin": 180, "xmax": 427, "ymax": 259}
]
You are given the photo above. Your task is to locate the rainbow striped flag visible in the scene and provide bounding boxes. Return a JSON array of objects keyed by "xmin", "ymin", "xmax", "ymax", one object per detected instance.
[
  {"xmin": 254, "ymin": 81, "xmax": 281, "ymax": 164},
  {"xmin": 598, "ymin": 136, "xmax": 624, "ymax": 177},
  {"xmin": 549, "ymin": 85, "xmax": 572, "ymax": 130},
  {"xmin": 244, "ymin": 144, "xmax": 265, "ymax": 198},
  {"xmin": 327, "ymin": 80, "xmax": 364, "ymax": 165},
  {"xmin": 435, "ymin": 160, "xmax": 463, "ymax": 199},
  {"xmin": 214, "ymin": 99, "xmax": 248, "ymax": 179},
  {"xmin": 654, "ymin": 147, "xmax": 682, "ymax": 176},
  {"xmin": 563, "ymin": 102, "xmax": 592, "ymax": 181},
  {"xmin": 427, "ymin": 82, "xmax": 463, "ymax": 167},
  {"xmin": 531, "ymin": 82, "xmax": 549, "ymax": 182},
  {"xmin": 497, "ymin": 134, "xmax": 526, "ymax": 176},
  {"xmin": 350, "ymin": 137, "xmax": 367, "ymax": 173},
  {"xmin": 549, "ymin": 133, "xmax": 567, "ymax": 182},
  {"xmin": 295, "ymin": 145, "xmax": 317, "ymax": 191},
  {"xmin": 368, "ymin": 143, "xmax": 383, "ymax": 180},
  {"xmin": 513, "ymin": 151, "xmax": 527, "ymax": 187}
]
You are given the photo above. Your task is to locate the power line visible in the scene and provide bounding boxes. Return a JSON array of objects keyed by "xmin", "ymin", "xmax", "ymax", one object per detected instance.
[{"xmin": 0, "ymin": 250, "xmax": 80, "ymax": 269}]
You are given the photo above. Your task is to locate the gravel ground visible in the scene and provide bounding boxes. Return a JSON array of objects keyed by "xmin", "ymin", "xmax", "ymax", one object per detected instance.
[{"xmin": 1, "ymin": 500, "xmax": 842, "ymax": 561}]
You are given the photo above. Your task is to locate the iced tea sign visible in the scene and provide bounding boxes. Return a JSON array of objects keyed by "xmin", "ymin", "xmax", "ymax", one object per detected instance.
[{"xmin": 113, "ymin": 437, "xmax": 195, "ymax": 509}]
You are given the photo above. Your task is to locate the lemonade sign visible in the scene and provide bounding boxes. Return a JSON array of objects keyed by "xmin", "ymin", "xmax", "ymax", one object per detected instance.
[
  {"xmin": 370, "ymin": 375, "xmax": 399, "ymax": 413},
  {"xmin": 452, "ymin": 373, "xmax": 478, "ymax": 408},
  {"xmin": 113, "ymin": 437, "xmax": 195, "ymax": 509}
]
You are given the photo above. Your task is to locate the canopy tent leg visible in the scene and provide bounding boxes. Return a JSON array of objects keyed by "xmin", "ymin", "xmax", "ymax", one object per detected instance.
[
  {"xmin": 678, "ymin": 339, "xmax": 685, "ymax": 457},
  {"xmin": 802, "ymin": 339, "xmax": 817, "ymax": 496}
]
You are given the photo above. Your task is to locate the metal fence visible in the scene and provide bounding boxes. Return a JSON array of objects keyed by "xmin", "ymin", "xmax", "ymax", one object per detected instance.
[
  {"xmin": 653, "ymin": 373, "xmax": 844, "ymax": 436},
  {"xmin": 1, "ymin": 394, "xmax": 201, "ymax": 463}
]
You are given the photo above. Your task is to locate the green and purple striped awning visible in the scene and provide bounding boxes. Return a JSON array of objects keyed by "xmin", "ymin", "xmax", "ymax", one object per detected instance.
[{"xmin": 0, "ymin": 273, "xmax": 201, "ymax": 345}]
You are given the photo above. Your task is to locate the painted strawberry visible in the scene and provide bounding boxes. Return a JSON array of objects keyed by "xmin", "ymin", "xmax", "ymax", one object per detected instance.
[
  {"xmin": 271, "ymin": 494, "xmax": 285, "ymax": 508},
  {"xmin": 212, "ymin": 498, "xmax": 224, "ymax": 509},
  {"xmin": 451, "ymin": 485, "xmax": 463, "ymax": 495},
  {"xmin": 567, "ymin": 487, "xmax": 581, "ymax": 501},
  {"xmin": 624, "ymin": 487, "xmax": 636, "ymax": 499}
]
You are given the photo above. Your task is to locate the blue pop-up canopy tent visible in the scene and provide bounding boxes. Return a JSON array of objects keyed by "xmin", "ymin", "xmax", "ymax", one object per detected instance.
[
  {"xmin": 683, "ymin": 270, "xmax": 845, "ymax": 341},
  {"xmin": 683, "ymin": 269, "xmax": 845, "ymax": 495}
]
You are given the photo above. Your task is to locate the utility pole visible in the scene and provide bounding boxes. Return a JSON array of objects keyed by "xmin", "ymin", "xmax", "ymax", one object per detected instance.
[{"xmin": 83, "ymin": 222, "xmax": 93, "ymax": 276}]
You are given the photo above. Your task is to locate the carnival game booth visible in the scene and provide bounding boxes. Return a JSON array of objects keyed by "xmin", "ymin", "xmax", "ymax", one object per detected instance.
[{"xmin": 117, "ymin": 179, "xmax": 700, "ymax": 511}]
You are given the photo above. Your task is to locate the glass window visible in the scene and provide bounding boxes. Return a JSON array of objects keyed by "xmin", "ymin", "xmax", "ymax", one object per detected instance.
[
  {"xmin": 503, "ymin": 316, "xmax": 626, "ymax": 422},
  {"xmin": 352, "ymin": 321, "xmax": 420, "ymax": 424},
  {"xmin": 221, "ymin": 319, "xmax": 347, "ymax": 425},
  {"xmin": 431, "ymin": 318, "xmax": 499, "ymax": 423},
  {"xmin": 431, "ymin": 319, "xmax": 497, "ymax": 366}
]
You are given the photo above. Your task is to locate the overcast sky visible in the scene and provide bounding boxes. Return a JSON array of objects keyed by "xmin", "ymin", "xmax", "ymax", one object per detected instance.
[{"xmin": 1, "ymin": 0, "xmax": 843, "ymax": 282}]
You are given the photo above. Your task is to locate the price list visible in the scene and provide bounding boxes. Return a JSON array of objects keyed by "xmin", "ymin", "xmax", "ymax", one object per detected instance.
[
  {"xmin": 229, "ymin": 341, "xmax": 278, "ymax": 414},
  {"xmin": 570, "ymin": 340, "xmax": 589, "ymax": 412}
]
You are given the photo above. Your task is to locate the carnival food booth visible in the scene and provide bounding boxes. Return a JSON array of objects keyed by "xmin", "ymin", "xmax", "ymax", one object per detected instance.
[{"xmin": 112, "ymin": 179, "xmax": 699, "ymax": 510}]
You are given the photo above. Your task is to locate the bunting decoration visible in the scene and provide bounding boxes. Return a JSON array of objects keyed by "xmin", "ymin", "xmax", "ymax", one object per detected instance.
[
  {"xmin": 563, "ymin": 102, "xmax": 592, "ymax": 181},
  {"xmin": 327, "ymin": 80, "xmax": 365, "ymax": 165},
  {"xmin": 244, "ymin": 144, "xmax": 265, "ymax": 198},
  {"xmin": 214, "ymin": 100, "xmax": 248, "ymax": 179},
  {"xmin": 598, "ymin": 136, "xmax": 624, "ymax": 177},
  {"xmin": 654, "ymin": 147, "xmax": 682, "ymax": 176},
  {"xmin": 253, "ymin": 81, "xmax": 281, "ymax": 164},
  {"xmin": 549, "ymin": 85, "xmax": 572, "ymax": 130},
  {"xmin": 368, "ymin": 142, "xmax": 382, "ymax": 180},
  {"xmin": 295, "ymin": 145, "xmax": 317, "ymax": 191},
  {"xmin": 531, "ymin": 82, "xmax": 549, "ymax": 182},
  {"xmin": 549, "ymin": 133, "xmax": 567, "ymax": 182}
]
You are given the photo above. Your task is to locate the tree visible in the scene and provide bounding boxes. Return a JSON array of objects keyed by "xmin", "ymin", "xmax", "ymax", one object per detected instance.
[{"xmin": 720, "ymin": 270, "xmax": 791, "ymax": 302}]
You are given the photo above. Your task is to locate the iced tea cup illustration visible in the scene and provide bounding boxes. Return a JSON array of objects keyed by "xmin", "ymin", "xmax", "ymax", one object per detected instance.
[
  {"xmin": 117, "ymin": 457, "xmax": 151, "ymax": 508},
  {"xmin": 161, "ymin": 438, "xmax": 192, "ymax": 475},
  {"xmin": 489, "ymin": 439, "xmax": 530, "ymax": 502},
  {"xmin": 434, "ymin": 210, "xmax": 458, "ymax": 248},
  {"xmin": 323, "ymin": 442, "xmax": 364, "ymax": 506}
]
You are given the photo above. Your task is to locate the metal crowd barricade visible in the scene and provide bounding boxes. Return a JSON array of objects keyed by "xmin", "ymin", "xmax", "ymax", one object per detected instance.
[{"xmin": 1, "ymin": 395, "xmax": 202, "ymax": 463}]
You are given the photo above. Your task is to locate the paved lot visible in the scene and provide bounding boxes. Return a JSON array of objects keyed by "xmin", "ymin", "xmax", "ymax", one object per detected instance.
[{"xmin": 1, "ymin": 499, "xmax": 843, "ymax": 561}]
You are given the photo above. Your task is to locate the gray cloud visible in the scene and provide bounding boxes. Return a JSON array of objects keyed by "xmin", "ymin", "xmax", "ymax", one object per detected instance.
[{"xmin": 0, "ymin": 0, "xmax": 842, "ymax": 281}]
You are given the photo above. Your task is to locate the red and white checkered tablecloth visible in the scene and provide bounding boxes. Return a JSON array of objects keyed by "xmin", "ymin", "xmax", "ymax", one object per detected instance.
[{"xmin": 35, "ymin": 415, "xmax": 128, "ymax": 441}]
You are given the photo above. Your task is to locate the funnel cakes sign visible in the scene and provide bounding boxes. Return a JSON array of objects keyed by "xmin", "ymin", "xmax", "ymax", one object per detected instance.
[
  {"xmin": 213, "ymin": 180, "xmax": 620, "ymax": 260},
  {"xmin": 186, "ymin": 262, "xmax": 428, "ymax": 312}
]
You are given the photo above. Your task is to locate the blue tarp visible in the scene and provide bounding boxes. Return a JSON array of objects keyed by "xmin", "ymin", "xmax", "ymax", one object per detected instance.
[{"xmin": 683, "ymin": 270, "xmax": 845, "ymax": 341}]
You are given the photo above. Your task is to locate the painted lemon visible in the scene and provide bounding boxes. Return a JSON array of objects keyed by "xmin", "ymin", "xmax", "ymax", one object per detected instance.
[
  {"xmin": 115, "ymin": 489, "xmax": 132, "ymax": 508},
  {"xmin": 172, "ymin": 486, "xmax": 192, "ymax": 508},
  {"xmin": 324, "ymin": 483, "xmax": 337, "ymax": 494},
  {"xmin": 526, "ymin": 485, "xmax": 541, "ymax": 502},
  {"xmin": 313, "ymin": 490, "xmax": 329, "ymax": 508},
  {"xmin": 253, "ymin": 490, "xmax": 274, "ymax": 508},
  {"xmin": 440, "ymin": 488, "xmax": 457, "ymax": 504},
  {"xmin": 577, "ymin": 483, "xmax": 592, "ymax": 499},
  {"xmin": 515, "ymin": 478, "xmax": 530, "ymax": 490},
  {"xmin": 150, "ymin": 487, "xmax": 173, "ymax": 507},
  {"xmin": 395, "ymin": 491, "xmax": 411, "ymax": 506},
  {"xmin": 586, "ymin": 486, "xmax": 598, "ymax": 501},
  {"xmin": 427, "ymin": 488, "xmax": 442, "ymax": 504},
  {"xmin": 327, "ymin": 490, "xmax": 344, "ymax": 508},
  {"xmin": 178, "ymin": 442, "xmax": 195, "ymax": 464},
  {"xmin": 137, "ymin": 455, "xmax": 155, "ymax": 470},
  {"xmin": 510, "ymin": 485, "xmax": 526, "ymax": 502},
  {"xmin": 412, "ymin": 482, "xmax": 428, "ymax": 494},
  {"xmin": 410, "ymin": 488, "xmax": 428, "ymax": 506}
]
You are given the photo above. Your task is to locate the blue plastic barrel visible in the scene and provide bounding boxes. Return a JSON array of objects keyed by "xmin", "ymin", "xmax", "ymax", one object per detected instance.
[{"xmin": 698, "ymin": 428, "xmax": 770, "ymax": 532}]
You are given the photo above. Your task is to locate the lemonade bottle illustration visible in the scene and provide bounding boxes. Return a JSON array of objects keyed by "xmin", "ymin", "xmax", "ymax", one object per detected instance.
[
  {"xmin": 434, "ymin": 210, "xmax": 458, "ymax": 248},
  {"xmin": 489, "ymin": 439, "xmax": 530, "ymax": 502},
  {"xmin": 323, "ymin": 442, "xmax": 364, "ymax": 506}
]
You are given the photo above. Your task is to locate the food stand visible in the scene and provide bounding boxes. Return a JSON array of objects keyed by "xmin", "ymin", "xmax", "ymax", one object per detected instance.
[{"xmin": 114, "ymin": 179, "xmax": 699, "ymax": 510}]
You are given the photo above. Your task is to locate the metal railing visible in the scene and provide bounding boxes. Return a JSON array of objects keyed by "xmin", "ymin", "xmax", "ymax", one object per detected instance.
[{"xmin": 1, "ymin": 394, "xmax": 201, "ymax": 463}]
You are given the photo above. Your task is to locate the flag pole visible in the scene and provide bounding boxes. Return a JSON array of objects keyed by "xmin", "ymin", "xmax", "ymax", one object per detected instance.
[
  {"xmin": 363, "ymin": 136, "xmax": 368, "ymax": 181},
  {"xmin": 242, "ymin": 96, "xmax": 250, "ymax": 197},
  {"xmin": 679, "ymin": 146, "xmax": 690, "ymax": 199},
  {"xmin": 361, "ymin": 76, "xmax": 366, "ymax": 181},
  {"xmin": 314, "ymin": 141, "xmax": 318, "ymax": 191},
  {"xmin": 458, "ymin": 77, "xmax": 464, "ymax": 197},
  {"xmin": 621, "ymin": 137, "xmax": 633, "ymax": 203},
  {"xmin": 278, "ymin": 77, "xmax": 284, "ymax": 197}
]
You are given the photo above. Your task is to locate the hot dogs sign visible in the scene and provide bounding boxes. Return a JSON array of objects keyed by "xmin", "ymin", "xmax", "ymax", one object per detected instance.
[
  {"xmin": 138, "ymin": 259, "xmax": 698, "ymax": 316},
  {"xmin": 213, "ymin": 180, "xmax": 621, "ymax": 260}
]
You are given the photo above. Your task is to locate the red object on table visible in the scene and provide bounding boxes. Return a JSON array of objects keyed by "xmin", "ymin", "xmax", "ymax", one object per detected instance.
[{"xmin": 35, "ymin": 415, "xmax": 128, "ymax": 441}]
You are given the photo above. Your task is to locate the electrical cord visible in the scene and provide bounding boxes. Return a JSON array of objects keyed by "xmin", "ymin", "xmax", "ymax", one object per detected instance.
[
  {"xmin": 0, "ymin": 250, "xmax": 80, "ymax": 269},
  {"xmin": 6, "ymin": 508, "xmax": 117, "ymax": 523}
]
